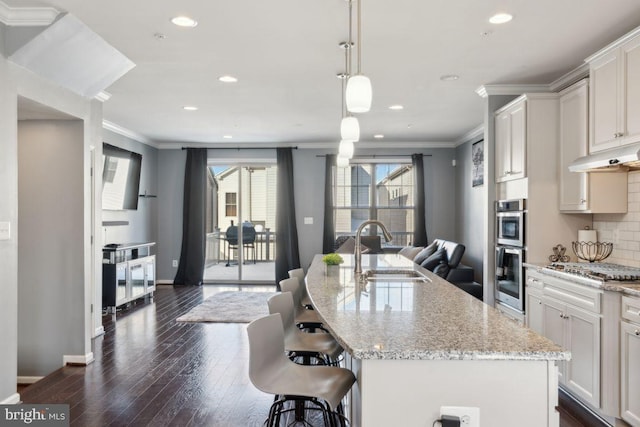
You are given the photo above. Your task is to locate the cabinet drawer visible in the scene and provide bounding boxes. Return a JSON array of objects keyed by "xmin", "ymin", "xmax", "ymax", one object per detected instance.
[
  {"xmin": 526, "ymin": 271, "xmax": 545, "ymax": 291},
  {"xmin": 543, "ymin": 276, "xmax": 602, "ymax": 314},
  {"xmin": 622, "ymin": 296, "xmax": 640, "ymax": 324}
]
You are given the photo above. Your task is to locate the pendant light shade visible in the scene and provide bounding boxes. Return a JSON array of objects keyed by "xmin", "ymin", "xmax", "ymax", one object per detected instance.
[
  {"xmin": 346, "ymin": 75, "xmax": 372, "ymax": 113},
  {"xmin": 340, "ymin": 116, "xmax": 360, "ymax": 141},
  {"xmin": 338, "ymin": 139, "xmax": 355, "ymax": 159},
  {"xmin": 336, "ymin": 154, "xmax": 350, "ymax": 167}
]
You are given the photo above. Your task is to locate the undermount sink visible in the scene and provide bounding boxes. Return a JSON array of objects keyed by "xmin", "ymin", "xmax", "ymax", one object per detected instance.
[{"xmin": 362, "ymin": 269, "xmax": 429, "ymax": 283}]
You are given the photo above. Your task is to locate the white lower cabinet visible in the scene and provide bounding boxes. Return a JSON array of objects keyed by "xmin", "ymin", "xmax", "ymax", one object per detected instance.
[
  {"xmin": 526, "ymin": 270, "xmax": 602, "ymax": 409},
  {"xmin": 621, "ymin": 296, "xmax": 640, "ymax": 426}
]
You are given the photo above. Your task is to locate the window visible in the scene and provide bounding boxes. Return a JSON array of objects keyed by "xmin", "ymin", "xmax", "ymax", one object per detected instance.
[
  {"xmin": 334, "ymin": 162, "xmax": 414, "ymax": 246},
  {"xmin": 225, "ymin": 192, "xmax": 237, "ymax": 217}
]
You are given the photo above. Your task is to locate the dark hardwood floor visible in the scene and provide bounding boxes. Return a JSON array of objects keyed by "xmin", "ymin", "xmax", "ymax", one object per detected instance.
[{"xmin": 18, "ymin": 285, "xmax": 609, "ymax": 427}]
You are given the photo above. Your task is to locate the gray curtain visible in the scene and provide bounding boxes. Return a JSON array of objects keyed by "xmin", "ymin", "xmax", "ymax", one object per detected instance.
[
  {"xmin": 174, "ymin": 148, "xmax": 208, "ymax": 286},
  {"xmin": 412, "ymin": 153, "xmax": 428, "ymax": 246},
  {"xmin": 275, "ymin": 148, "xmax": 301, "ymax": 287},
  {"xmin": 322, "ymin": 154, "xmax": 336, "ymax": 253}
]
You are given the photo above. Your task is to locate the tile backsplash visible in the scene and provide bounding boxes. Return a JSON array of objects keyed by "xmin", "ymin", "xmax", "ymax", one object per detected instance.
[{"xmin": 593, "ymin": 170, "xmax": 640, "ymax": 267}]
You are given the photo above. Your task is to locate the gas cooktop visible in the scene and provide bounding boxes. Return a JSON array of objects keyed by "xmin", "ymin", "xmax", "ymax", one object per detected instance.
[{"xmin": 546, "ymin": 262, "xmax": 640, "ymax": 281}]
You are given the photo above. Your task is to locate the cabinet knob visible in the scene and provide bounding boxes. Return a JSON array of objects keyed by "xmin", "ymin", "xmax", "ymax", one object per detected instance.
[
  {"xmin": 538, "ymin": 301, "xmax": 542, "ymax": 305},
  {"xmin": 635, "ymin": 330, "xmax": 640, "ymax": 336},
  {"xmin": 580, "ymin": 199, "xmax": 587, "ymax": 204},
  {"xmin": 560, "ymin": 313, "xmax": 564, "ymax": 318}
]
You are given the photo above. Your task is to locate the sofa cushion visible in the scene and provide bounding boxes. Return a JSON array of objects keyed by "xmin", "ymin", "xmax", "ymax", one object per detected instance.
[
  {"xmin": 433, "ymin": 239, "xmax": 465, "ymax": 268},
  {"xmin": 399, "ymin": 246, "xmax": 424, "ymax": 260},
  {"xmin": 433, "ymin": 261, "xmax": 451, "ymax": 278},
  {"xmin": 421, "ymin": 247, "xmax": 447, "ymax": 271},
  {"xmin": 413, "ymin": 241, "xmax": 438, "ymax": 264}
]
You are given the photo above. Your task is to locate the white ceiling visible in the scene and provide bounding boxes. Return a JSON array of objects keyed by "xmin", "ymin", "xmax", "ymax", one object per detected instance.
[{"xmin": 7, "ymin": 0, "xmax": 640, "ymax": 147}]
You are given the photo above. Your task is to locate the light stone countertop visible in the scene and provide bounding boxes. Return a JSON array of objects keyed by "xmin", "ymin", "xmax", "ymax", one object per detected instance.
[
  {"xmin": 306, "ymin": 254, "xmax": 569, "ymax": 361},
  {"xmin": 525, "ymin": 262, "xmax": 640, "ymax": 298}
]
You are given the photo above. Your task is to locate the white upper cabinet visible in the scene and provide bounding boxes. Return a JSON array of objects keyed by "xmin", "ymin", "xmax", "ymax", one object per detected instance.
[
  {"xmin": 588, "ymin": 29, "xmax": 640, "ymax": 153},
  {"xmin": 558, "ymin": 79, "xmax": 628, "ymax": 213},
  {"xmin": 495, "ymin": 98, "xmax": 526, "ymax": 182},
  {"xmin": 559, "ymin": 80, "xmax": 589, "ymax": 211}
]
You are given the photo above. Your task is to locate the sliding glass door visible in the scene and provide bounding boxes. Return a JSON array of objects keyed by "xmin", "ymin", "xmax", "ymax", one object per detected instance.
[{"xmin": 204, "ymin": 163, "xmax": 276, "ymax": 283}]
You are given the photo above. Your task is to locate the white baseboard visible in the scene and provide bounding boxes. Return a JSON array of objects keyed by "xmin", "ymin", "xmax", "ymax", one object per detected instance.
[
  {"xmin": 156, "ymin": 280, "xmax": 173, "ymax": 285},
  {"xmin": 94, "ymin": 325, "xmax": 105, "ymax": 337},
  {"xmin": 1, "ymin": 393, "xmax": 20, "ymax": 404},
  {"xmin": 63, "ymin": 352, "xmax": 94, "ymax": 366},
  {"xmin": 17, "ymin": 376, "xmax": 43, "ymax": 385}
]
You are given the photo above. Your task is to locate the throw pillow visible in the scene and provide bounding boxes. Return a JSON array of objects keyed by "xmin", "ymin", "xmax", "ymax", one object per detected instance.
[
  {"xmin": 413, "ymin": 241, "xmax": 438, "ymax": 265},
  {"xmin": 433, "ymin": 261, "xmax": 451, "ymax": 279},
  {"xmin": 420, "ymin": 247, "xmax": 447, "ymax": 271},
  {"xmin": 399, "ymin": 246, "xmax": 424, "ymax": 260}
]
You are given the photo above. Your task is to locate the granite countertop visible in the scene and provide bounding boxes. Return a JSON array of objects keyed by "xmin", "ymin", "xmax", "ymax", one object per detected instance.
[
  {"xmin": 306, "ymin": 254, "xmax": 569, "ymax": 361},
  {"xmin": 525, "ymin": 262, "xmax": 640, "ymax": 298}
]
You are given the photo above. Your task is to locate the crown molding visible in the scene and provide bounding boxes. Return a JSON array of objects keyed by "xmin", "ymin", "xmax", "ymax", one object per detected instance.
[
  {"xmin": 455, "ymin": 124, "xmax": 484, "ymax": 146},
  {"xmin": 94, "ymin": 91, "xmax": 112, "ymax": 103},
  {"xmin": 0, "ymin": 1, "xmax": 59, "ymax": 26},
  {"xmin": 476, "ymin": 84, "xmax": 550, "ymax": 98},
  {"xmin": 102, "ymin": 120, "xmax": 157, "ymax": 148},
  {"xmin": 155, "ymin": 140, "xmax": 458, "ymax": 150},
  {"xmin": 586, "ymin": 25, "xmax": 640, "ymax": 64},
  {"xmin": 549, "ymin": 63, "xmax": 589, "ymax": 92}
]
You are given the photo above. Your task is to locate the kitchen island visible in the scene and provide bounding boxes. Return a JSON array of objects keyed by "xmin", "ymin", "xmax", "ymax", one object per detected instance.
[{"xmin": 306, "ymin": 253, "xmax": 569, "ymax": 427}]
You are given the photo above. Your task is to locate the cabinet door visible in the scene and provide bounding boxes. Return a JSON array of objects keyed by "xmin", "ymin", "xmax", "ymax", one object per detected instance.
[
  {"xmin": 590, "ymin": 51, "xmax": 620, "ymax": 152},
  {"xmin": 565, "ymin": 305, "xmax": 601, "ymax": 408},
  {"xmin": 621, "ymin": 321, "xmax": 640, "ymax": 427},
  {"xmin": 621, "ymin": 35, "xmax": 640, "ymax": 146},
  {"xmin": 508, "ymin": 102, "xmax": 526, "ymax": 181},
  {"xmin": 145, "ymin": 256, "xmax": 156, "ymax": 292},
  {"xmin": 559, "ymin": 82, "xmax": 589, "ymax": 211},
  {"xmin": 116, "ymin": 263, "xmax": 128, "ymax": 305},
  {"xmin": 543, "ymin": 297, "xmax": 567, "ymax": 382},
  {"xmin": 129, "ymin": 260, "xmax": 146, "ymax": 299},
  {"xmin": 495, "ymin": 110, "xmax": 511, "ymax": 182},
  {"xmin": 526, "ymin": 288, "xmax": 544, "ymax": 335}
]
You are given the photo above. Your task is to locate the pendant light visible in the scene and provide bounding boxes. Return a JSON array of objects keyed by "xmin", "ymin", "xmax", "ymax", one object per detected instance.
[
  {"xmin": 338, "ymin": 139, "xmax": 354, "ymax": 158},
  {"xmin": 346, "ymin": 0, "xmax": 372, "ymax": 113},
  {"xmin": 336, "ymin": 155, "xmax": 350, "ymax": 167},
  {"xmin": 339, "ymin": 41, "xmax": 359, "ymax": 143}
]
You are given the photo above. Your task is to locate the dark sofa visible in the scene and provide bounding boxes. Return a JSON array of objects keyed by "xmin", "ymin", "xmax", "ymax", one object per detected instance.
[{"xmin": 401, "ymin": 239, "xmax": 482, "ymax": 300}]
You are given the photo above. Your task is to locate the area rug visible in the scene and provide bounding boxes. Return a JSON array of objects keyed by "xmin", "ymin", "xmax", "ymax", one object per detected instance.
[{"xmin": 176, "ymin": 291, "xmax": 278, "ymax": 323}]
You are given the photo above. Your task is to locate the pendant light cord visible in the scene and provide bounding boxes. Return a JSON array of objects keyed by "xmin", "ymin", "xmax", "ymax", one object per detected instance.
[{"xmin": 357, "ymin": 0, "xmax": 362, "ymax": 74}]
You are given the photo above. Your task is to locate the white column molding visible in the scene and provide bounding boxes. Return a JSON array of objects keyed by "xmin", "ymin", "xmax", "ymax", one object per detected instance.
[{"xmin": 0, "ymin": 1, "xmax": 58, "ymax": 26}]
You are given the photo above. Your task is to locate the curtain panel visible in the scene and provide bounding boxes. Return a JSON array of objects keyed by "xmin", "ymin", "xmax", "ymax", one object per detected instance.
[
  {"xmin": 412, "ymin": 153, "xmax": 428, "ymax": 246},
  {"xmin": 174, "ymin": 148, "xmax": 208, "ymax": 286},
  {"xmin": 322, "ymin": 154, "xmax": 336, "ymax": 253},
  {"xmin": 275, "ymin": 147, "xmax": 301, "ymax": 287}
]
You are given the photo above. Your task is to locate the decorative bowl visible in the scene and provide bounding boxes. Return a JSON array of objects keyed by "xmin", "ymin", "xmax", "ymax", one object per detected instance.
[{"xmin": 571, "ymin": 241, "xmax": 613, "ymax": 263}]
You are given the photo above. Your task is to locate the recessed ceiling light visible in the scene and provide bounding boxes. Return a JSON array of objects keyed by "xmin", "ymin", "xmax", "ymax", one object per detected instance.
[
  {"xmin": 374, "ymin": 134, "xmax": 384, "ymax": 139},
  {"xmin": 489, "ymin": 13, "xmax": 513, "ymax": 24},
  {"xmin": 440, "ymin": 74, "xmax": 460, "ymax": 81},
  {"xmin": 154, "ymin": 33, "xmax": 167, "ymax": 40},
  {"xmin": 219, "ymin": 75, "xmax": 238, "ymax": 83},
  {"xmin": 171, "ymin": 16, "xmax": 198, "ymax": 27},
  {"xmin": 389, "ymin": 105, "xmax": 404, "ymax": 110},
  {"xmin": 223, "ymin": 135, "xmax": 233, "ymax": 139},
  {"xmin": 183, "ymin": 106, "xmax": 198, "ymax": 111}
]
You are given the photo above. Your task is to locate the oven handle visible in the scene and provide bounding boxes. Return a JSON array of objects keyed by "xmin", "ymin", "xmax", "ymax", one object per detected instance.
[
  {"xmin": 500, "ymin": 247, "xmax": 522, "ymax": 255},
  {"xmin": 496, "ymin": 212, "xmax": 523, "ymax": 218}
]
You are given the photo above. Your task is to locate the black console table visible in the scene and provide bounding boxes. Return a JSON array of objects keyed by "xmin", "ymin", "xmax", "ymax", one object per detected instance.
[{"xmin": 102, "ymin": 242, "xmax": 156, "ymax": 313}]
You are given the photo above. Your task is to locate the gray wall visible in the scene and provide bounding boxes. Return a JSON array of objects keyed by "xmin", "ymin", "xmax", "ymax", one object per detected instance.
[
  {"xmin": 156, "ymin": 149, "xmax": 186, "ymax": 281},
  {"xmin": 455, "ymin": 138, "xmax": 485, "ymax": 283},
  {"xmin": 101, "ymin": 129, "xmax": 159, "ymax": 246},
  {"xmin": 18, "ymin": 120, "xmax": 85, "ymax": 376}
]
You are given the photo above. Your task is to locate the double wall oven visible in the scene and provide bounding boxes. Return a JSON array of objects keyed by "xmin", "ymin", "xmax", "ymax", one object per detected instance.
[{"xmin": 495, "ymin": 199, "xmax": 525, "ymax": 313}]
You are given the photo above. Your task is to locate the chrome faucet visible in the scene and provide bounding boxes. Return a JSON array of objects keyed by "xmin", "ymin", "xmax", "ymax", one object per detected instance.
[{"xmin": 354, "ymin": 220, "xmax": 393, "ymax": 274}]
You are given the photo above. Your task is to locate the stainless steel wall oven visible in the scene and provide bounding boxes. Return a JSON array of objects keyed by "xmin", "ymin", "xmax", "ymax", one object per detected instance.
[{"xmin": 495, "ymin": 199, "xmax": 526, "ymax": 313}]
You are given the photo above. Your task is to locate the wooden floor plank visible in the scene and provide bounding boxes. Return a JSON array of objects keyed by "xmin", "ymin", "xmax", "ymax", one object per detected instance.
[{"xmin": 18, "ymin": 284, "xmax": 606, "ymax": 427}]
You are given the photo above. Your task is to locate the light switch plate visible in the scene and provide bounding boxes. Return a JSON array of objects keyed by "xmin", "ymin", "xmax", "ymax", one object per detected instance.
[
  {"xmin": 0, "ymin": 222, "xmax": 11, "ymax": 241},
  {"xmin": 304, "ymin": 217, "xmax": 313, "ymax": 225}
]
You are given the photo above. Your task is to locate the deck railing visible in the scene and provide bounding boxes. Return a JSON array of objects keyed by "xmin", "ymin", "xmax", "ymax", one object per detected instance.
[{"xmin": 205, "ymin": 229, "xmax": 276, "ymax": 265}]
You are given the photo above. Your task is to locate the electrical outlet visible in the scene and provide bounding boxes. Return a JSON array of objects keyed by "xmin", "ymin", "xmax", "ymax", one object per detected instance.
[
  {"xmin": 440, "ymin": 406, "xmax": 480, "ymax": 427},
  {"xmin": 172, "ymin": 260, "xmax": 178, "ymax": 267}
]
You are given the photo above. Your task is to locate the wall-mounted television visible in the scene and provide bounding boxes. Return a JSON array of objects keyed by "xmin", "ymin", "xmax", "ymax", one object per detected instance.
[{"xmin": 102, "ymin": 143, "xmax": 142, "ymax": 210}]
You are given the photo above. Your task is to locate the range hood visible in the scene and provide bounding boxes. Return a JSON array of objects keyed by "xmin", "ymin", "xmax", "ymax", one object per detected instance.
[{"xmin": 569, "ymin": 143, "xmax": 640, "ymax": 172}]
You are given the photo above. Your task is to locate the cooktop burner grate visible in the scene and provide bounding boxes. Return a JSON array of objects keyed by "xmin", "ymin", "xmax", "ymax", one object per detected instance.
[{"xmin": 546, "ymin": 262, "xmax": 640, "ymax": 281}]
